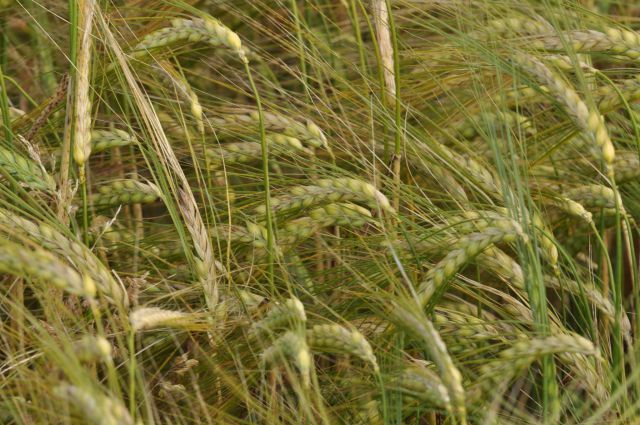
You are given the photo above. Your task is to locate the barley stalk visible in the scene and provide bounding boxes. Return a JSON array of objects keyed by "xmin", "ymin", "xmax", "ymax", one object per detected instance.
[
  {"xmin": 54, "ymin": 384, "xmax": 134, "ymax": 425},
  {"xmin": 391, "ymin": 304, "xmax": 466, "ymax": 422},
  {"xmin": 0, "ymin": 208, "xmax": 124, "ymax": 304},
  {"xmin": 391, "ymin": 361, "xmax": 451, "ymax": 410},
  {"xmin": 262, "ymin": 331, "xmax": 311, "ymax": 387},
  {"xmin": 307, "ymin": 323, "xmax": 379, "ymax": 372},
  {"xmin": 372, "ymin": 0, "xmax": 395, "ymax": 103},
  {"xmin": 130, "ymin": 306, "xmax": 194, "ymax": 332},
  {"xmin": 72, "ymin": 0, "xmax": 95, "ymax": 182},
  {"xmin": 0, "ymin": 238, "xmax": 95, "ymax": 297},
  {"xmin": 151, "ymin": 60, "xmax": 204, "ymax": 134},
  {"xmin": 91, "ymin": 179, "xmax": 160, "ymax": 208},
  {"xmin": 251, "ymin": 297, "xmax": 306, "ymax": 338},
  {"xmin": 565, "ymin": 184, "xmax": 622, "ymax": 210},
  {"xmin": 0, "ymin": 145, "xmax": 55, "ymax": 190},
  {"xmin": 133, "ymin": 17, "xmax": 247, "ymax": 62},
  {"xmin": 418, "ymin": 221, "xmax": 525, "ymax": 306},
  {"xmin": 204, "ymin": 134, "xmax": 311, "ymax": 170},
  {"xmin": 90, "ymin": 129, "xmax": 136, "ymax": 153},
  {"xmin": 255, "ymin": 178, "xmax": 394, "ymax": 216},
  {"xmin": 178, "ymin": 189, "xmax": 222, "ymax": 317},
  {"xmin": 210, "ymin": 108, "xmax": 329, "ymax": 149},
  {"xmin": 513, "ymin": 52, "xmax": 615, "ymax": 166}
]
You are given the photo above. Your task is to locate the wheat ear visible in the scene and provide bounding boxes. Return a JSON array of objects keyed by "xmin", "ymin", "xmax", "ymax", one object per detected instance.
[
  {"xmin": 256, "ymin": 177, "xmax": 394, "ymax": 216},
  {"xmin": 130, "ymin": 306, "xmax": 195, "ymax": 332},
  {"xmin": 211, "ymin": 108, "xmax": 329, "ymax": 149},
  {"xmin": 204, "ymin": 134, "xmax": 311, "ymax": 170},
  {"xmin": 54, "ymin": 384, "xmax": 133, "ymax": 425},
  {"xmin": 262, "ymin": 331, "xmax": 312, "ymax": 387},
  {"xmin": 392, "ymin": 361, "xmax": 451, "ymax": 410},
  {"xmin": 307, "ymin": 323, "xmax": 379, "ymax": 372},
  {"xmin": 514, "ymin": 52, "xmax": 615, "ymax": 166},
  {"xmin": 418, "ymin": 221, "xmax": 525, "ymax": 306},
  {"xmin": 90, "ymin": 129, "xmax": 136, "ymax": 153},
  {"xmin": 72, "ymin": 0, "xmax": 95, "ymax": 182},
  {"xmin": 251, "ymin": 297, "xmax": 306, "ymax": 338},
  {"xmin": 0, "ymin": 238, "xmax": 95, "ymax": 297},
  {"xmin": 134, "ymin": 17, "xmax": 246, "ymax": 62},
  {"xmin": 391, "ymin": 304, "xmax": 466, "ymax": 422},
  {"xmin": 0, "ymin": 208, "xmax": 124, "ymax": 304},
  {"xmin": 151, "ymin": 60, "xmax": 204, "ymax": 134},
  {"xmin": 91, "ymin": 179, "xmax": 160, "ymax": 207},
  {"xmin": 0, "ymin": 146, "xmax": 55, "ymax": 190}
]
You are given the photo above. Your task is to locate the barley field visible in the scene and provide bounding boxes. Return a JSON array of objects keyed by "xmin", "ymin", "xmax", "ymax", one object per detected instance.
[{"xmin": 2, "ymin": 0, "xmax": 640, "ymax": 423}]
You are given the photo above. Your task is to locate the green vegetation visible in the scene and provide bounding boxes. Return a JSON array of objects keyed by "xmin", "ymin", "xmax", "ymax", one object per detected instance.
[{"xmin": 1, "ymin": 0, "xmax": 640, "ymax": 423}]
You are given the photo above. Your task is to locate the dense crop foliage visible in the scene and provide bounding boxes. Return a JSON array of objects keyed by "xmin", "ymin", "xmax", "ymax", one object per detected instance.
[{"xmin": 2, "ymin": 0, "xmax": 640, "ymax": 423}]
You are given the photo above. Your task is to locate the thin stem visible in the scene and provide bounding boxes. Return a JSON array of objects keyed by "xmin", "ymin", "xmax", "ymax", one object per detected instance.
[{"xmin": 245, "ymin": 60, "xmax": 276, "ymax": 291}]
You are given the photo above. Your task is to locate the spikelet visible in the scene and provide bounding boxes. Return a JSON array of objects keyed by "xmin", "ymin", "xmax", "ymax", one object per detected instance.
[
  {"xmin": 0, "ymin": 208, "xmax": 124, "ymax": 304},
  {"xmin": 565, "ymin": 184, "xmax": 622, "ymax": 210},
  {"xmin": 0, "ymin": 146, "xmax": 55, "ymax": 190},
  {"xmin": 177, "ymin": 189, "xmax": 223, "ymax": 317},
  {"xmin": 262, "ymin": 331, "xmax": 311, "ymax": 387},
  {"xmin": 204, "ymin": 134, "xmax": 311, "ymax": 170},
  {"xmin": 54, "ymin": 384, "xmax": 133, "ymax": 425},
  {"xmin": 214, "ymin": 223, "xmax": 267, "ymax": 245},
  {"xmin": 497, "ymin": 333, "xmax": 598, "ymax": 371},
  {"xmin": 73, "ymin": 336, "xmax": 112, "ymax": 362},
  {"xmin": 130, "ymin": 306, "xmax": 194, "ymax": 332},
  {"xmin": 277, "ymin": 203, "xmax": 372, "ymax": 247},
  {"xmin": 439, "ymin": 145, "xmax": 503, "ymax": 196},
  {"xmin": 210, "ymin": 108, "xmax": 328, "ymax": 149},
  {"xmin": 484, "ymin": 17, "xmax": 553, "ymax": 37},
  {"xmin": 423, "ymin": 165, "xmax": 469, "ymax": 202},
  {"xmin": 0, "ymin": 238, "xmax": 95, "ymax": 297},
  {"xmin": 532, "ymin": 213, "xmax": 559, "ymax": 268},
  {"xmin": 598, "ymin": 75, "xmax": 640, "ymax": 111},
  {"xmin": 545, "ymin": 276, "xmax": 616, "ymax": 323},
  {"xmin": 391, "ymin": 304, "xmax": 466, "ymax": 421},
  {"xmin": 418, "ymin": 220, "xmax": 525, "ymax": 305},
  {"xmin": 91, "ymin": 179, "xmax": 160, "ymax": 208},
  {"xmin": 602, "ymin": 28, "xmax": 640, "ymax": 58},
  {"xmin": 151, "ymin": 60, "xmax": 204, "ymax": 134},
  {"xmin": 612, "ymin": 150, "xmax": 640, "ymax": 183},
  {"xmin": 531, "ymin": 28, "xmax": 640, "ymax": 60},
  {"xmin": 307, "ymin": 323, "xmax": 378, "ymax": 372},
  {"xmin": 476, "ymin": 246, "xmax": 524, "ymax": 287},
  {"xmin": 251, "ymin": 297, "xmax": 306, "ymax": 338},
  {"xmin": 72, "ymin": 0, "xmax": 95, "ymax": 180},
  {"xmin": 90, "ymin": 129, "xmax": 136, "ymax": 153},
  {"xmin": 544, "ymin": 54, "xmax": 595, "ymax": 74},
  {"xmin": 549, "ymin": 196, "xmax": 594, "ymax": 223},
  {"xmin": 372, "ymin": 0, "xmax": 395, "ymax": 104},
  {"xmin": 133, "ymin": 17, "xmax": 246, "ymax": 62},
  {"xmin": 513, "ymin": 52, "xmax": 615, "ymax": 166},
  {"xmin": 285, "ymin": 252, "xmax": 314, "ymax": 289},
  {"xmin": 256, "ymin": 178, "xmax": 394, "ymax": 216},
  {"xmin": 392, "ymin": 361, "xmax": 451, "ymax": 410}
]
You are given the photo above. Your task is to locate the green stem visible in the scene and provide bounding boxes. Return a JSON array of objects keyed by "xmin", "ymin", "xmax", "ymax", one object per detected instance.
[{"xmin": 244, "ymin": 60, "xmax": 275, "ymax": 291}]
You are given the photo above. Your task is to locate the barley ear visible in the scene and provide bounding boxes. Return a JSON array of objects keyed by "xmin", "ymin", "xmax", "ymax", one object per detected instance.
[{"xmin": 72, "ymin": 0, "xmax": 96, "ymax": 182}]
